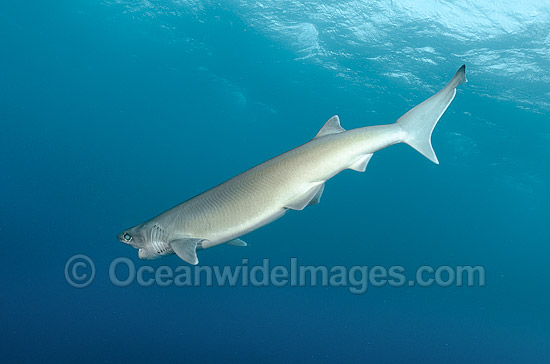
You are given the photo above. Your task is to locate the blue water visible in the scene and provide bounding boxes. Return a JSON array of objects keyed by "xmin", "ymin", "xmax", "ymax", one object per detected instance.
[{"xmin": 2, "ymin": 1, "xmax": 549, "ymax": 363}]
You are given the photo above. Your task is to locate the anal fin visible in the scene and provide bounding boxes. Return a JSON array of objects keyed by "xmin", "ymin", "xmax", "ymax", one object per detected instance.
[{"xmin": 348, "ymin": 154, "xmax": 373, "ymax": 172}]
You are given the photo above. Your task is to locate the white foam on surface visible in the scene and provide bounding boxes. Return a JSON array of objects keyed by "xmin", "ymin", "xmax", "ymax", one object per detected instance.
[{"xmin": 107, "ymin": 0, "xmax": 550, "ymax": 112}]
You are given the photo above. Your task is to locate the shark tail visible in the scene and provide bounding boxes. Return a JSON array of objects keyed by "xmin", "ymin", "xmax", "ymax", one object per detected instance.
[{"xmin": 397, "ymin": 65, "xmax": 467, "ymax": 164}]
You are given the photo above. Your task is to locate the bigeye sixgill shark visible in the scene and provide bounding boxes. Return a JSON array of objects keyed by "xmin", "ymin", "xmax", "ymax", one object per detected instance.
[{"xmin": 118, "ymin": 65, "xmax": 467, "ymax": 265}]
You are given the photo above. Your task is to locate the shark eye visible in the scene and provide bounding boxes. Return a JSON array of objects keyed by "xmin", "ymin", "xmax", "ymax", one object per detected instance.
[{"xmin": 123, "ymin": 233, "xmax": 132, "ymax": 242}]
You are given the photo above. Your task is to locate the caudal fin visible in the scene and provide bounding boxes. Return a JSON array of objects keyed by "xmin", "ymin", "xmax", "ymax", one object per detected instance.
[{"xmin": 397, "ymin": 65, "xmax": 467, "ymax": 164}]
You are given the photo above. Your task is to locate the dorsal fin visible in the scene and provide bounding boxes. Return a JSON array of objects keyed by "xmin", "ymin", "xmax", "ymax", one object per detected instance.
[{"xmin": 314, "ymin": 115, "xmax": 346, "ymax": 139}]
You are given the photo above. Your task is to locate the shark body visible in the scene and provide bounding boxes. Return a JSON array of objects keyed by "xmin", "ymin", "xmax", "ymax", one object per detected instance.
[{"xmin": 118, "ymin": 66, "xmax": 467, "ymax": 264}]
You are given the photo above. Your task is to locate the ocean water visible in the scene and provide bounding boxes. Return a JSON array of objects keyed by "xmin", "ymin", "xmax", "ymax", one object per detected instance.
[{"xmin": 1, "ymin": 1, "xmax": 549, "ymax": 363}]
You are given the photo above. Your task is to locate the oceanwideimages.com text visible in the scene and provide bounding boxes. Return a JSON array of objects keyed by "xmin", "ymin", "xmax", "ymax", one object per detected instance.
[{"xmin": 65, "ymin": 255, "xmax": 485, "ymax": 294}]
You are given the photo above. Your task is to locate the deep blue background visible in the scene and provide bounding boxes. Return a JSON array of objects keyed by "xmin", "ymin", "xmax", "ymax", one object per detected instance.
[{"xmin": 1, "ymin": 1, "xmax": 549, "ymax": 363}]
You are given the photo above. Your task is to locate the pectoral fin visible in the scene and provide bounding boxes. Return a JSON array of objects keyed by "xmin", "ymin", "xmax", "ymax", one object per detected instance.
[
  {"xmin": 170, "ymin": 238, "xmax": 204, "ymax": 265},
  {"xmin": 226, "ymin": 238, "xmax": 247, "ymax": 247}
]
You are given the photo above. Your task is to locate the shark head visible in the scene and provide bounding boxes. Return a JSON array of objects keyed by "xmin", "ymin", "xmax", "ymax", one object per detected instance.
[{"xmin": 117, "ymin": 222, "xmax": 172, "ymax": 260}]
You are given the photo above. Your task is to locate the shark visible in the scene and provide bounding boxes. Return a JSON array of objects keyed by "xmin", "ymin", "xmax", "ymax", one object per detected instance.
[{"xmin": 118, "ymin": 65, "xmax": 467, "ymax": 265}]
